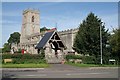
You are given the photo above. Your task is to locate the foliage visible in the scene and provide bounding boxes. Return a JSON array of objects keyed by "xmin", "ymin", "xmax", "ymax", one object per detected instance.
[
  {"xmin": 66, "ymin": 55, "xmax": 82, "ymax": 61},
  {"xmin": 2, "ymin": 53, "xmax": 44, "ymax": 59},
  {"xmin": 82, "ymin": 56, "xmax": 95, "ymax": 64},
  {"xmin": 2, "ymin": 53, "xmax": 46, "ymax": 64},
  {"xmin": 0, "ymin": 48, "xmax": 2, "ymax": 53},
  {"xmin": 66, "ymin": 62, "xmax": 118, "ymax": 67},
  {"xmin": 109, "ymin": 28, "xmax": 120, "ymax": 64},
  {"xmin": 12, "ymin": 59, "xmax": 46, "ymax": 64},
  {"xmin": 2, "ymin": 53, "xmax": 13, "ymax": 59},
  {"xmin": 66, "ymin": 55, "xmax": 95, "ymax": 64},
  {"xmin": 73, "ymin": 12, "xmax": 110, "ymax": 64},
  {"xmin": 40, "ymin": 27, "xmax": 50, "ymax": 32},
  {"xmin": 2, "ymin": 43, "xmax": 11, "ymax": 53},
  {"xmin": 8, "ymin": 32, "xmax": 20, "ymax": 44},
  {"xmin": 16, "ymin": 49, "xmax": 22, "ymax": 53},
  {"xmin": 40, "ymin": 49, "xmax": 45, "ymax": 59}
]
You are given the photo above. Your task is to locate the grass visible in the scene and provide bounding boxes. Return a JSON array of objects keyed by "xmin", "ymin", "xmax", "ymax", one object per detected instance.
[
  {"xmin": 2, "ymin": 63, "xmax": 49, "ymax": 68},
  {"xmin": 66, "ymin": 62, "xmax": 118, "ymax": 67}
]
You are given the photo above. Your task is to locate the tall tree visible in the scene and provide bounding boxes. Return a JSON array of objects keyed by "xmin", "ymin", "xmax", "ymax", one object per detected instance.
[
  {"xmin": 73, "ymin": 12, "xmax": 110, "ymax": 64},
  {"xmin": 8, "ymin": 32, "xmax": 20, "ymax": 44},
  {"xmin": 109, "ymin": 28, "xmax": 120, "ymax": 63}
]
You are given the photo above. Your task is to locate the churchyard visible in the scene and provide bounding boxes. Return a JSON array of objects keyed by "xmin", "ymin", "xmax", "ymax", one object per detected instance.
[
  {"xmin": 1, "ymin": 7, "xmax": 119, "ymax": 68},
  {"xmin": 1, "ymin": 52, "xmax": 118, "ymax": 68}
]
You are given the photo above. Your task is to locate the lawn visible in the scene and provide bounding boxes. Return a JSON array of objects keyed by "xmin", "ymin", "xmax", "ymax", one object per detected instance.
[
  {"xmin": 2, "ymin": 63, "xmax": 49, "ymax": 68},
  {"xmin": 66, "ymin": 62, "xmax": 118, "ymax": 67}
]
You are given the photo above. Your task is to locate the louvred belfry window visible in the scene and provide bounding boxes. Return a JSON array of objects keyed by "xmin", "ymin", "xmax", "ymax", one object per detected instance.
[{"xmin": 32, "ymin": 16, "xmax": 34, "ymax": 22}]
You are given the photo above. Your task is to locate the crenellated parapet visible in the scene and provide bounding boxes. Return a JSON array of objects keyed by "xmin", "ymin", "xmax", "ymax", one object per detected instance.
[
  {"xmin": 58, "ymin": 28, "xmax": 79, "ymax": 35},
  {"xmin": 23, "ymin": 8, "xmax": 39, "ymax": 14}
]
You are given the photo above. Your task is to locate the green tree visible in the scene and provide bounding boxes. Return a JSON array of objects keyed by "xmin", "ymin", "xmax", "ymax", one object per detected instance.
[
  {"xmin": 8, "ymin": 32, "xmax": 20, "ymax": 44},
  {"xmin": 109, "ymin": 28, "xmax": 120, "ymax": 64},
  {"xmin": 2, "ymin": 43, "xmax": 11, "ymax": 53},
  {"xmin": 73, "ymin": 12, "xmax": 110, "ymax": 64},
  {"xmin": 40, "ymin": 27, "xmax": 50, "ymax": 32}
]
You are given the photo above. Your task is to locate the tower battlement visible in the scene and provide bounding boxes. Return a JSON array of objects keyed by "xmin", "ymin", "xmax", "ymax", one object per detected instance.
[
  {"xmin": 23, "ymin": 9, "xmax": 39, "ymax": 14},
  {"xmin": 58, "ymin": 28, "xmax": 79, "ymax": 35}
]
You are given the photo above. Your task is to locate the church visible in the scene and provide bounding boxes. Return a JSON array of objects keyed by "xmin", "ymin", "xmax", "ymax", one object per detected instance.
[{"xmin": 12, "ymin": 9, "xmax": 79, "ymax": 63}]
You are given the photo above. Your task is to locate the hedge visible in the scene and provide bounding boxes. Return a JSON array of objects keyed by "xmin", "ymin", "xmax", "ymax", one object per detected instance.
[
  {"xmin": 66, "ymin": 55, "xmax": 82, "ymax": 61},
  {"xmin": 2, "ymin": 53, "xmax": 44, "ymax": 59},
  {"xmin": 12, "ymin": 59, "xmax": 46, "ymax": 64},
  {"xmin": 65, "ymin": 55, "xmax": 95, "ymax": 64},
  {"xmin": 2, "ymin": 53, "xmax": 46, "ymax": 64}
]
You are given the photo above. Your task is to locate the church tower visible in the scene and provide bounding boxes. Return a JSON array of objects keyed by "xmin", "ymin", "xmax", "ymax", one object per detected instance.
[
  {"xmin": 20, "ymin": 9, "xmax": 40, "ymax": 54},
  {"xmin": 20, "ymin": 9, "xmax": 40, "ymax": 43}
]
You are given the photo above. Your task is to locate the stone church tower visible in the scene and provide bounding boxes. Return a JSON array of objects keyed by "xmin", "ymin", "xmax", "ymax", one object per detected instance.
[{"xmin": 20, "ymin": 9, "xmax": 41, "ymax": 54}]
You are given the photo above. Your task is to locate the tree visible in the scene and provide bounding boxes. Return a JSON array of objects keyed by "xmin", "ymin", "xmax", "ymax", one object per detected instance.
[
  {"xmin": 73, "ymin": 12, "xmax": 110, "ymax": 64},
  {"xmin": 109, "ymin": 28, "xmax": 120, "ymax": 64},
  {"xmin": 40, "ymin": 27, "xmax": 50, "ymax": 32},
  {"xmin": 2, "ymin": 43, "xmax": 11, "ymax": 53},
  {"xmin": 8, "ymin": 32, "xmax": 20, "ymax": 44}
]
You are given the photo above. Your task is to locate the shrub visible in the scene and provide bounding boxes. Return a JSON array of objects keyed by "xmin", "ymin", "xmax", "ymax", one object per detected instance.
[
  {"xmin": 12, "ymin": 59, "xmax": 46, "ymax": 64},
  {"xmin": 82, "ymin": 56, "xmax": 95, "ymax": 64},
  {"xmin": 66, "ymin": 54, "xmax": 95, "ymax": 64},
  {"xmin": 2, "ymin": 53, "xmax": 12, "ymax": 59},
  {"xmin": 2, "ymin": 53, "xmax": 46, "ymax": 64},
  {"xmin": 2, "ymin": 53, "xmax": 44, "ymax": 59},
  {"xmin": 66, "ymin": 55, "xmax": 82, "ymax": 61},
  {"xmin": 15, "ymin": 49, "xmax": 21, "ymax": 53}
]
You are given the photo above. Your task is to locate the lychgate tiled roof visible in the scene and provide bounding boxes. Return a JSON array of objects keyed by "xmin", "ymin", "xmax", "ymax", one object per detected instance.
[{"xmin": 35, "ymin": 31, "xmax": 54, "ymax": 49}]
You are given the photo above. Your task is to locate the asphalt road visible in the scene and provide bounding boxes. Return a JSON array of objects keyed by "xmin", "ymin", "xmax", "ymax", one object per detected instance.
[{"xmin": 2, "ymin": 64, "xmax": 118, "ymax": 78}]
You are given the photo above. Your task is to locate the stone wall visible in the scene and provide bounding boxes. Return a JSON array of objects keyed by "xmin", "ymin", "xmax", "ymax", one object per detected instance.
[{"xmin": 58, "ymin": 28, "xmax": 79, "ymax": 53}]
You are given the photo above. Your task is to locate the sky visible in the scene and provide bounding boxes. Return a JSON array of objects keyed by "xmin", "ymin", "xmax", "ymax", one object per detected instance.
[{"xmin": 1, "ymin": 2, "xmax": 118, "ymax": 47}]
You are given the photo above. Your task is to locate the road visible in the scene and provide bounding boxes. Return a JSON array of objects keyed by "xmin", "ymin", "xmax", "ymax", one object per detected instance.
[{"xmin": 2, "ymin": 64, "xmax": 118, "ymax": 78}]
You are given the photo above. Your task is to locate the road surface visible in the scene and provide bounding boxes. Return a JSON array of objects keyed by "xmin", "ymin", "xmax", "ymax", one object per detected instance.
[{"xmin": 2, "ymin": 64, "xmax": 118, "ymax": 78}]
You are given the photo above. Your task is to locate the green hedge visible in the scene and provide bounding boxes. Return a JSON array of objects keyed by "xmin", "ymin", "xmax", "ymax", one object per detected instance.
[
  {"xmin": 2, "ymin": 53, "xmax": 46, "ymax": 64},
  {"xmin": 65, "ymin": 55, "xmax": 95, "ymax": 64},
  {"xmin": 82, "ymin": 56, "xmax": 95, "ymax": 64},
  {"xmin": 66, "ymin": 55, "xmax": 82, "ymax": 61},
  {"xmin": 12, "ymin": 59, "xmax": 46, "ymax": 64},
  {"xmin": 2, "ymin": 53, "xmax": 44, "ymax": 59}
]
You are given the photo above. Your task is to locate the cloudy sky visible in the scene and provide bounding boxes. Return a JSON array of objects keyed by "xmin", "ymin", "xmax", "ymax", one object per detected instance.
[{"xmin": 1, "ymin": 2, "xmax": 118, "ymax": 47}]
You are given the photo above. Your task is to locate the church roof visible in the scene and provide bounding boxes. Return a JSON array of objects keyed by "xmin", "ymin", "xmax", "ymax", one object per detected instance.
[
  {"xmin": 35, "ymin": 30, "xmax": 65, "ymax": 49},
  {"xmin": 35, "ymin": 31, "xmax": 55, "ymax": 49}
]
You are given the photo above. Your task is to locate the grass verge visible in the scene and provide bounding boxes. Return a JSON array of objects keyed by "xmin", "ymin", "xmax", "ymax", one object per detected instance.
[
  {"xmin": 2, "ymin": 63, "xmax": 49, "ymax": 68},
  {"xmin": 66, "ymin": 62, "xmax": 118, "ymax": 67}
]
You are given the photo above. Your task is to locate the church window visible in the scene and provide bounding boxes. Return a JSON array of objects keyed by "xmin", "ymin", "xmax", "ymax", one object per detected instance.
[{"xmin": 32, "ymin": 16, "xmax": 34, "ymax": 22}]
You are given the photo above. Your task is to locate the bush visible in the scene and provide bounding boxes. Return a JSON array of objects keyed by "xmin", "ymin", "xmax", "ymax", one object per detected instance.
[
  {"xmin": 2, "ymin": 53, "xmax": 46, "ymax": 64},
  {"xmin": 66, "ymin": 55, "xmax": 95, "ymax": 64},
  {"xmin": 12, "ymin": 59, "xmax": 46, "ymax": 64},
  {"xmin": 15, "ymin": 49, "xmax": 21, "ymax": 53},
  {"xmin": 2, "ymin": 53, "xmax": 44, "ymax": 59},
  {"xmin": 82, "ymin": 56, "xmax": 95, "ymax": 64},
  {"xmin": 2, "ymin": 53, "xmax": 12, "ymax": 59},
  {"xmin": 66, "ymin": 55, "xmax": 82, "ymax": 61}
]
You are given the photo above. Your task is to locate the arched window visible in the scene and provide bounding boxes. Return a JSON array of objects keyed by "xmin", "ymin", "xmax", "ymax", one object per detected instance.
[{"xmin": 32, "ymin": 16, "xmax": 34, "ymax": 22}]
